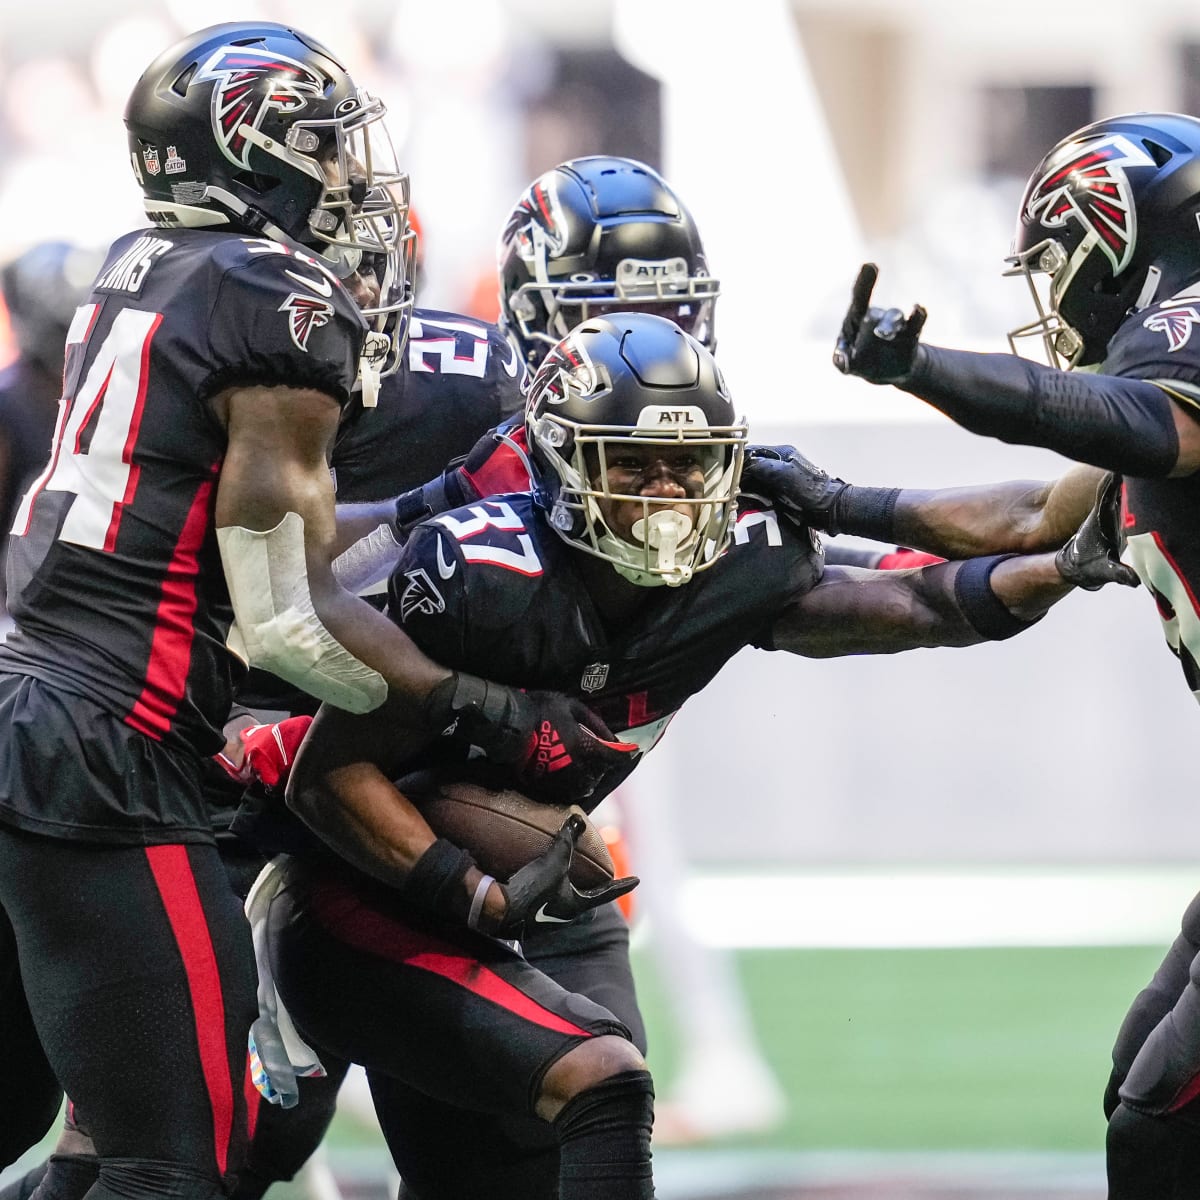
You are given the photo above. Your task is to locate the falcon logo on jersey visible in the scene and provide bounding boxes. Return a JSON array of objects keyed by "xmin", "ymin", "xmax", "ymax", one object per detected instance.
[
  {"xmin": 1024, "ymin": 134, "xmax": 1155, "ymax": 275},
  {"xmin": 504, "ymin": 174, "xmax": 569, "ymax": 263},
  {"xmin": 1144, "ymin": 304, "xmax": 1200, "ymax": 352},
  {"xmin": 279, "ymin": 293, "xmax": 333, "ymax": 352},
  {"xmin": 195, "ymin": 46, "xmax": 326, "ymax": 171},
  {"xmin": 398, "ymin": 568, "xmax": 445, "ymax": 621}
]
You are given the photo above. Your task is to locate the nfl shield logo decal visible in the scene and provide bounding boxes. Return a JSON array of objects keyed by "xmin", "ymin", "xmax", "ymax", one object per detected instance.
[
  {"xmin": 143, "ymin": 147, "xmax": 161, "ymax": 176},
  {"xmin": 581, "ymin": 662, "xmax": 609, "ymax": 693}
]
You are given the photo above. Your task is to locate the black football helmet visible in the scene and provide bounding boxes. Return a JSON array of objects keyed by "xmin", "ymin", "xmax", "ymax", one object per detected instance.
[
  {"xmin": 498, "ymin": 156, "xmax": 719, "ymax": 370},
  {"xmin": 125, "ymin": 23, "xmax": 415, "ymax": 384},
  {"xmin": 525, "ymin": 312, "xmax": 746, "ymax": 588},
  {"xmin": 1, "ymin": 242, "xmax": 104, "ymax": 373},
  {"xmin": 1007, "ymin": 112, "xmax": 1200, "ymax": 367}
]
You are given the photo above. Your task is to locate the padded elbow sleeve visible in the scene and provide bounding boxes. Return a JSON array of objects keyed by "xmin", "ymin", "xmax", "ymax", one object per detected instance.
[
  {"xmin": 218, "ymin": 512, "xmax": 387, "ymax": 714},
  {"xmin": 906, "ymin": 347, "xmax": 1179, "ymax": 477}
]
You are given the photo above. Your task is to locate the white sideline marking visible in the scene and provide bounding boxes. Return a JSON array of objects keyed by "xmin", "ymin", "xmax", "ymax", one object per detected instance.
[{"xmin": 642, "ymin": 868, "xmax": 1200, "ymax": 949}]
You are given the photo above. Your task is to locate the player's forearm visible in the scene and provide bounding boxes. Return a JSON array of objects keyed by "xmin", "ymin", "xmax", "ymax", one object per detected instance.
[
  {"xmin": 772, "ymin": 558, "xmax": 1048, "ymax": 657},
  {"xmin": 288, "ymin": 761, "xmax": 432, "ymax": 881},
  {"xmin": 903, "ymin": 346, "xmax": 1179, "ymax": 477},
  {"xmin": 888, "ymin": 473, "xmax": 1095, "ymax": 558},
  {"xmin": 908, "ymin": 554, "xmax": 1067, "ymax": 640},
  {"xmin": 309, "ymin": 578, "xmax": 451, "ymax": 703},
  {"xmin": 332, "ymin": 500, "xmax": 399, "ymax": 556},
  {"xmin": 287, "ymin": 762, "xmax": 496, "ymax": 923},
  {"xmin": 985, "ymin": 552, "xmax": 1074, "ymax": 620}
]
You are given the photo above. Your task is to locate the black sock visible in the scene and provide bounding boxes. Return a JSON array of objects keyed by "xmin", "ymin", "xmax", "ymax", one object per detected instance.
[{"xmin": 553, "ymin": 1069, "xmax": 655, "ymax": 1200}]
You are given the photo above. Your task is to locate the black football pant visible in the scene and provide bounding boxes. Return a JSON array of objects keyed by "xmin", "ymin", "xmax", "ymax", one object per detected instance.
[
  {"xmin": 0, "ymin": 824, "xmax": 257, "ymax": 1200},
  {"xmin": 376, "ymin": 904, "xmax": 646, "ymax": 1200},
  {"xmin": 0, "ymin": 897, "xmax": 61, "ymax": 1166},
  {"xmin": 4, "ymin": 858, "xmax": 647, "ymax": 1200},
  {"xmin": 269, "ymin": 860, "xmax": 644, "ymax": 1200},
  {"xmin": 0, "ymin": 839, "xmax": 347, "ymax": 1200},
  {"xmin": 1105, "ymin": 887, "xmax": 1200, "ymax": 1199}
]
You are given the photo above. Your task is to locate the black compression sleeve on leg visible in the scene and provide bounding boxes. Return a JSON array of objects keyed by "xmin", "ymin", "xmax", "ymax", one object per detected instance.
[
  {"xmin": 903, "ymin": 346, "xmax": 1180, "ymax": 477},
  {"xmin": 553, "ymin": 1069, "xmax": 655, "ymax": 1200},
  {"xmin": 954, "ymin": 554, "xmax": 1043, "ymax": 641}
]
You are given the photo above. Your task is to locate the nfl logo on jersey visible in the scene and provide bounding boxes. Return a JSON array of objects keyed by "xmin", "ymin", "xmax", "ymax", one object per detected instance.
[{"xmin": 581, "ymin": 662, "xmax": 609, "ymax": 693}]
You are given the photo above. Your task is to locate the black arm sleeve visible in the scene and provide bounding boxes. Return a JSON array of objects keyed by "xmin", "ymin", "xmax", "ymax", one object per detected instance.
[{"xmin": 904, "ymin": 346, "xmax": 1180, "ymax": 478}]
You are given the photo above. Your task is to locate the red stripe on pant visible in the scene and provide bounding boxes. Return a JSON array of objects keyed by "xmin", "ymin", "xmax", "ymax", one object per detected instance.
[
  {"xmin": 145, "ymin": 845, "xmax": 236, "ymax": 1174},
  {"xmin": 313, "ymin": 881, "xmax": 590, "ymax": 1038},
  {"xmin": 244, "ymin": 1056, "xmax": 262, "ymax": 1141}
]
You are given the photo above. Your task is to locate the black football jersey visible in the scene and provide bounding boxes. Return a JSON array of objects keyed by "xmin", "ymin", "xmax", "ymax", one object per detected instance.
[
  {"xmin": 235, "ymin": 310, "xmax": 526, "ymax": 714},
  {"xmin": 0, "ymin": 228, "xmax": 365, "ymax": 757},
  {"xmin": 1102, "ymin": 295, "xmax": 1200, "ymax": 700},
  {"xmin": 331, "ymin": 309, "xmax": 524, "ymax": 502},
  {"xmin": 388, "ymin": 492, "xmax": 822, "ymax": 798}
]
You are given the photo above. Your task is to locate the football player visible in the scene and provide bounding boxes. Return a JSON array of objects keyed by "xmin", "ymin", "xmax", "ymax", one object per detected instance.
[
  {"xmin": 0, "ymin": 170, "xmax": 629, "ymax": 1200},
  {"xmin": 0, "ymin": 21, "xmax": 629, "ymax": 1200},
  {"xmin": 272, "ymin": 312, "xmax": 1123, "ymax": 1200},
  {"xmin": 781, "ymin": 111, "xmax": 1200, "ymax": 1200}
]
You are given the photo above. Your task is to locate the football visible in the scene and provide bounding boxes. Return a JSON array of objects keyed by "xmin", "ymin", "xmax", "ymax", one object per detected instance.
[{"xmin": 399, "ymin": 771, "xmax": 616, "ymax": 889}]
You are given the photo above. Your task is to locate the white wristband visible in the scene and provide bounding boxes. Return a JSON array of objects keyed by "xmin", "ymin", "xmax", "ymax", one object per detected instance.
[{"xmin": 467, "ymin": 874, "xmax": 496, "ymax": 932}]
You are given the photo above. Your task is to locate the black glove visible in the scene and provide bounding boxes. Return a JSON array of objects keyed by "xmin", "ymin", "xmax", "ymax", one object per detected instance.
[
  {"xmin": 423, "ymin": 674, "xmax": 639, "ymax": 805},
  {"xmin": 832, "ymin": 263, "xmax": 927, "ymax": 384},
  {"xmin": 1055, "ymin": 472, "xmax": 1140, "ymax": 591},
  {"xmin": 488, "ymin": 813, "xmax": 639, "ymax": 938},
  {"xmin": 741, "ymin": 445, "xmax": 850, "ymax": 533},
  {"xmin": 393, "ymin": 467, "xmax": 478, "ymax": 535}
]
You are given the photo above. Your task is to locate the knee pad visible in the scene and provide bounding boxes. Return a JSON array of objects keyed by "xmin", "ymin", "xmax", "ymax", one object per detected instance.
[{"xmin": 95, "ymin": 1159, "xmax": 225, "ymax": 1200}]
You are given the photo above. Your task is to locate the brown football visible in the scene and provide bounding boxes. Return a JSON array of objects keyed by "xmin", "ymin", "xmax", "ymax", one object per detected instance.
[{"xmin": 399, "ymin": 772, "xmax": 615, "ymax": 889}]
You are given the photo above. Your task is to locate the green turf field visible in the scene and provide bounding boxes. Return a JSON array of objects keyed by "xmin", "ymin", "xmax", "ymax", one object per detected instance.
[
  {"xmin": 0, "ymin": 942, "xmax": 1168, "ymax": 1193},
  {"xmin": 631, "ymin": 943, "xmax": 1166, "ymax": 1151}
]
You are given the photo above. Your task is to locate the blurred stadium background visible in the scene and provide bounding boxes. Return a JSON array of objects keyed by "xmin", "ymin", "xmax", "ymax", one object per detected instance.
[{"xmin": 4, "ymin": 0, "xmax": 1200, "ymax": 1195}]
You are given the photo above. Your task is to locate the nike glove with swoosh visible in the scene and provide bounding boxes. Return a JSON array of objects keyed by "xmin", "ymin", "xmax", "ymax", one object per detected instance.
[{"xmin": 484, "ymin": 813, "xmax": 639, "ymax": 938}]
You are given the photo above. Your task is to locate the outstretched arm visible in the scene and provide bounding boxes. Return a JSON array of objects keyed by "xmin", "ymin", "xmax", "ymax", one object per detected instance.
[
  {"xmin": 832, "ymin": 261, "xmax": 1200, "ymax": 478},
  {"xmin": 886, "ymin": 464, "xmax": 1104, "ymax": 557},
  {"xmin": 743, "ymin": 447, "xmax": 1105, "ymax": 557},
  {"xmin": 770, "ymin": 554, "xmax": 1070, "ymax": 658}
]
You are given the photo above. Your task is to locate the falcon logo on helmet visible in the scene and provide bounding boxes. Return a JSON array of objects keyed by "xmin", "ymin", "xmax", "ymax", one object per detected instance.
[
  {"xmin": 1144, "ymin": 303, "xmax": 1200, "ymax": 352},
  {"xmin": 503, "ymin": 176, "xmax": 569, "ymax": 264},
  {"xmin": 539, "ymin": 336, "xmax": 600, "ymax": 405},
  {"xmin": 1024, "ymin": 134, "xmax": 1156, "ymax": 275},
  {"xmin": 279, "ymin": 292, "xmax": 333, "ymax": 352},
  {"xmin": 195, "ymin": 46, "xmax": 326, "ymax": 171}
]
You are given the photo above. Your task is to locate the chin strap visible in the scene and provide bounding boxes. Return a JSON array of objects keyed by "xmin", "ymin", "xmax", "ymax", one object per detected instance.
[{"xmin": 1134, "ymin": 265, "xmax": 1162, "ymax": 312}]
